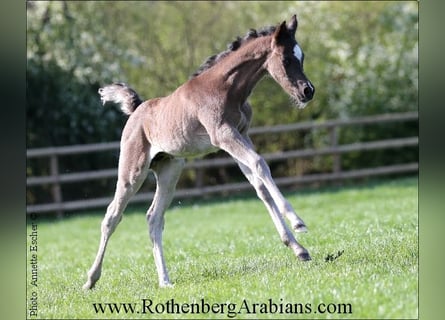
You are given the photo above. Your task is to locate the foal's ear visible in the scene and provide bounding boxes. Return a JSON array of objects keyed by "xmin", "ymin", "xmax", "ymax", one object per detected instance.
[
  {"xmin": 287, "ymin": 14, "xmax": 298, "ymax": 37},
  {"xmin": 272, "ymin": 21, "xmax": 289, "ymax": 46}
]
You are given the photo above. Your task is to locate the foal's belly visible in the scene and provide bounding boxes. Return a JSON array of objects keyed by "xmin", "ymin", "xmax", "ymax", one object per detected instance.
[
  {"xmin": 153, "ymin": 127, "xmax": 218, "ymax": 159},
  {"xmin": 182, "ymin": 135, "xmax": 219, "ymax": 158}
]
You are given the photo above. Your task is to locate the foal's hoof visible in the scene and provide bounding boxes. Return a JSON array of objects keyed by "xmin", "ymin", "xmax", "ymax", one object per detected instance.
[
  {"xmin": 82, "ymin": 281, "xmax": 94, "ymax": 290},
  {"xmin": 293, "ymin": 223, "xmax": 308, "ymax": 233},
  {"xmin": 297, "ymin": 251, "xmax": 312, "ymax": 261},
  {"xmin": 159, "ymin": 282, "xmax": 174, "ymax": 289}
]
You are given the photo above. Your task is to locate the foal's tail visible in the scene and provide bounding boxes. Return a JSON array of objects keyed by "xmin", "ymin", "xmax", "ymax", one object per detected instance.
[{"xmin": 98, "ymin": 83, "xmax": 143, "ymax": 115}]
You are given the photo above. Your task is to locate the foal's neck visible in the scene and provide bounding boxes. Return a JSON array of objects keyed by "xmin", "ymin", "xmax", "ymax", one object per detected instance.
[{"xmin": 218, "ymin": 37, "xmax": 271, "ymax": 102}]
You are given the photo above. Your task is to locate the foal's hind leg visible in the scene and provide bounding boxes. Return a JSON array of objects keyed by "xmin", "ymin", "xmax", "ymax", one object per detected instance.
[
  {"xmin": 146, "ymin": 156, "xmax": 184, "ymax": 287},
  {"xmin": 83, "ymin": 140, "xmax": 150, "ymax": 290}
]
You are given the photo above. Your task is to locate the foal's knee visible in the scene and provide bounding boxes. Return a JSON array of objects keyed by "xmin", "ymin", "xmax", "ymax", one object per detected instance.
[{"xmin": 252, "ymin": 156, "xmax": 271, "ymax": 179}]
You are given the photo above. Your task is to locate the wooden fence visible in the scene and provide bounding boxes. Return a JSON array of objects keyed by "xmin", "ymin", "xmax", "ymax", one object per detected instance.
[{"xmin": 26, "ymin": 112, "xmax": 418, "ymax": 215}]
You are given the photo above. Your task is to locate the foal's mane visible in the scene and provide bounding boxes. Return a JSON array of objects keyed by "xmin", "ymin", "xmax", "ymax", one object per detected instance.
[{"xmin": 190, "ymin": 25, "xmax": 276, "ymax": 79}]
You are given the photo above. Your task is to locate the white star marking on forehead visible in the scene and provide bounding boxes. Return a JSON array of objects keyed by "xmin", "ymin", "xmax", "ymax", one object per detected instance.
[{"xmin": 293, "ymin": 44, "xmax": 303, "ymax": 62}]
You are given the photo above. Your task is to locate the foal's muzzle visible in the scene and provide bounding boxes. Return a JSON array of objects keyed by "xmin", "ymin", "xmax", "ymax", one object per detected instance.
[{"xmin": 297, "ymin": 80, "xmax": 315, "ymax": 103}]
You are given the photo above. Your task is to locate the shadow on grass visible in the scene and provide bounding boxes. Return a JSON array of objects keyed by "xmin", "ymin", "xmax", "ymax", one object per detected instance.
[{"xmin": 172, "ymin": 255, "xmax": 298, "ymax": 285}]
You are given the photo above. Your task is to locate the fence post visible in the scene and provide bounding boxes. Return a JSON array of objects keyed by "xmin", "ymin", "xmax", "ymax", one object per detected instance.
[
  {"xmin": 329, "ymin": 125, "xmax": 341, "ymax": 175},
  {"xmin": 50, "ymin": 154, "xmax": 63, "ymax": 217},
  {"xmin": 195, "ymin": 167, "xmax": 204, "ymax": 188}
]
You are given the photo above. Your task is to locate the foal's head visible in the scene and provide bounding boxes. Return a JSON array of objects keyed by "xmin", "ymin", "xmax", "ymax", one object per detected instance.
[{"xmin": 266, "ymin": 15, "xmax": 315, "ymax": 108}]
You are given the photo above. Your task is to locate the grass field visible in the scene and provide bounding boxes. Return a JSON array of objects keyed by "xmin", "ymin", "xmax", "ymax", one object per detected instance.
[{"xmin": 27, "ymin": 177, "xmax": 418, "ymax": 319}]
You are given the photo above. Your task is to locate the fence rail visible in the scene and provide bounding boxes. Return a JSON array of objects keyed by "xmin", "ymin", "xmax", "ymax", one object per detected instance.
[{"xmin": 26, "ymin": 112, "xmax": 418, "ymax": 215}]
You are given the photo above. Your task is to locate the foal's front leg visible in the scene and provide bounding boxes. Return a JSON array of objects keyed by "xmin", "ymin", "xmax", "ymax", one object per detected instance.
[
  {"xmin": 214, "ymin": 127, "xmax": 310, "ymax": 260},
  {"xmin": 240, "ymin": 134, "xmax": 308, "ymax": 232}
]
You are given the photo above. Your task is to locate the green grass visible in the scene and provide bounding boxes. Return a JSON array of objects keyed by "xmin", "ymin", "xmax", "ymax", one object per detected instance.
[{"xmin": 27, "ymin": 177, "xmax": 418, "ymax": 319}]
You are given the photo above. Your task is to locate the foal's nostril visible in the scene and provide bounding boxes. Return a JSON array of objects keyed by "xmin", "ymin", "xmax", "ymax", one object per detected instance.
[
  {"xmin": 302, "ymin": 83, "xmax": 314, "ymax": 101},
  {"xmin": 296, "ymin": 80, "xmax": 314, "ymax": 101}
]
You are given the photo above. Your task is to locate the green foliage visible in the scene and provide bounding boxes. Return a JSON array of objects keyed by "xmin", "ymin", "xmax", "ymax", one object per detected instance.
[
  {"xmin": 27, "ymin": 178, "xmax": 418, "ymax": 318},
  {"xmin": 27, "ymin": 1, "xmax": 418, "ymax": 127},
  {"xmin": 26, "ymin": 1, "xmax": 418, "ymax": 204},
  {"xmin": 27, "ymin": 59, "xmax": 125, "ymax": 147}
]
